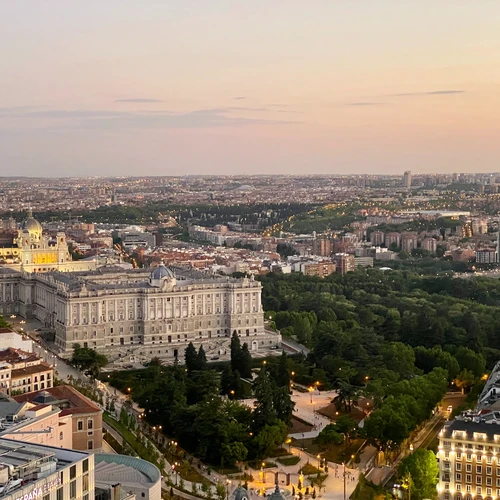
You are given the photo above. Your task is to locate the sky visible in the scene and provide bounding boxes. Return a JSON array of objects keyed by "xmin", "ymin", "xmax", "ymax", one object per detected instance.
[{"xmin": 1, "ymin": 1, "xmax": 500, "ymax": 177}]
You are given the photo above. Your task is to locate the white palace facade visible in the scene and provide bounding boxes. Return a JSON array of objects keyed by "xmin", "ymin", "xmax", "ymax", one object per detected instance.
[{"xmin": 0, "ymin": 263, "xmax": 280, "ymax": 363}]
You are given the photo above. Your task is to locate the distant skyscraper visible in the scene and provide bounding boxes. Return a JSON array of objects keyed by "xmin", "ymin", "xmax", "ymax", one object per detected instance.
[{"xmin": 403, "ymin": 170, "xmax": 412, "ymax": 188}]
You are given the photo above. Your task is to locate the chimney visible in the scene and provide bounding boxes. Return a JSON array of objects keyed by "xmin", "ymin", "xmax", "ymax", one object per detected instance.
[{"xmin": 111, "ymin": 483, "xmax": 121, "ymax": 500}]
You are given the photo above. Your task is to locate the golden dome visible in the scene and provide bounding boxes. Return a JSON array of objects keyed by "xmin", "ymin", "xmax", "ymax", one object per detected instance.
[{"xmin": 21, "ymin": 209, "xmax": 43, "ymax": 237}]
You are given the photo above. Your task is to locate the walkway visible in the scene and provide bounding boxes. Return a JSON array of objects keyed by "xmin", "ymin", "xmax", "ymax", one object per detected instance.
[{"xmin": 247, "ymin": 445, "xmax": 359, "ymax": 500}]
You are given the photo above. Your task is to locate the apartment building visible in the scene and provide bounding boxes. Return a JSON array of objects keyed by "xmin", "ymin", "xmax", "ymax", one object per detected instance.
[
  {"xmin": 0, "ymin": 348, "xmax": 54, "ymax": 395},
  {"xmin": 14, "ymin": 385, "xmax": 103, "ymax": 451},
  {"xmin": 438, "ymin": 361, "xmax": 500, "ymax": 500}
]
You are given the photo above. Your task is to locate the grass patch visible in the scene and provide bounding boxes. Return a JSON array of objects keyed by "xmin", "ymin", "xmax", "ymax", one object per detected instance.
[
  {"xmin": 277, "ymin": 456, "xmax": 301, "ymax": 466},
  {"xmin": 317, "ymin": 403, "xmax": 366, "ymax": 424},
  {"xmin": 228, "ymin": 473, "xmax": 254, "ymax": 482},
  {"xmin": 350, "ymin": 474, "xmax": 391, "ymax": 500},
  {"xmin": 299, "ymin": 463, "xmax": 320, "ymax": 476},
  {"xmin": 294, "ymin": 437, "xmax": 364, "ymax": 465},
  {"xmin": 248, "ymin": 460, "xmax": 276, "ymax": 470},
  {"xmin": 176, "ymin": 461, "xmax": 207, "ymax": 483},
  {"xmin": 289, "ymin": 417, "xmax": 313, "ymax": 434},
  {"xmin": 269, "ymin": 447, "xmax": 290, "ymax": 458},
  {"xmin": 103, "ymin": 429, "xmax": 123, "ymax": 454},
  {"xmin": 212, "ymin": 465, "xmax": 241, "ymax": 475}
]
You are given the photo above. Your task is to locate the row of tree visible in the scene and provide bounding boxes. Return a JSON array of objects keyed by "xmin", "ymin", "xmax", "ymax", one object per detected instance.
[{"xmin": 106, "ymin": 339, "xmax": 295, "ymax": 467}]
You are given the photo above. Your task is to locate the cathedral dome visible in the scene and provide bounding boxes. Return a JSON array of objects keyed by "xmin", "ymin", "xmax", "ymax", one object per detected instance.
[
  {"xmin": 149, "ymin": 262, "xmax": 176, "ymax": 288},
  {"xmin": 21, "ymin": 209, "xmax": 43, "ymax": 238},
  {"xmin": 150, "ymin": 263, "xmax": 175, "ymax": 280}
]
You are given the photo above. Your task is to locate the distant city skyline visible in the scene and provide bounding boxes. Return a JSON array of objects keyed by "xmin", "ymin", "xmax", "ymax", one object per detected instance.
[{"xmin": 1, "ymin": 1, "xmax": 500, "ymax": 176}]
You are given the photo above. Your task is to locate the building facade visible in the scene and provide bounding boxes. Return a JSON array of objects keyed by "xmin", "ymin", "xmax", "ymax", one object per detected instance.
[
  {"xmin": 0, "ymin": 348, "xmax": 54, "ymax": 395},
  {"xmin": 0, "ymin": 210, "xmax": 96, "ymax": 273},
  {"xmin": 0, "ymin": 438, "xmax": 95, "ymax": 500},
  {"xmin": 437, "ymin": 361, "xmax": 500, "ymax": 500},
  {"xmin": 0, "ymin": 264, "xmax": 280, "ymax": 363},
  {"xmin": 13, "ymin": 386, "xmax": 103, "ymax": 452}
]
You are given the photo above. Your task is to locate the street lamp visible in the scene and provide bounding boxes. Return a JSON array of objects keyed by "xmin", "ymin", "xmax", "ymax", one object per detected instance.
[
  {"xmin": 172, "ymin": 462, "xmax": 179, "ymax": 486},
  {"xmin": 342, "ymin": 463, "xmax": 349, "ymax": 500},
  {"xmin": 308, "ymin": 386, "xmax": 314, "ymax": 404},
  {"xmin": 260, "ymin": 462, "xmax": 265, "ymax": 483}
]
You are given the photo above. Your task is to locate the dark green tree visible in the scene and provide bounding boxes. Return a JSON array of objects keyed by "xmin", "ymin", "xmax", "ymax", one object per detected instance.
[
  {"xmin": 184, "ymin": 342, "xmax": 198, "ymax": 372},
  {"xmin": 197, "ymin": 345, "xmax": 208, "ymax": 371},
  {"xmin": 230, "ymin": 332, "xmax": 242, "ymax": 372},
  {"xmin": 314, "ymin": 424, "xmax": 343, "ymax": 450},
  {"xmin": 276, "ymin": 351, "xmax": 290, "ymax": 387},
  {"xmin": 253, "ymin": 369, "xmax": 277, "ymax": 432},
  {"xmin": 398, "ymin": 449, "xmax": 439, "ymax": 500},
  {"xmin": 71, "ymin": 343, "xmax": 107, "ymax": 378},
  {"xmin": 239, "ymin": 343, "xmax": 253, "ymax": 379},
  {"xmin": 273, "ymin": 385, "xmax": 295, "ymax": 425}
]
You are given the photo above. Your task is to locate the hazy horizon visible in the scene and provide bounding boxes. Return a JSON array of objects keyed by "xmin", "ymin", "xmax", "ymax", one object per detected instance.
[{"xmin": 1, "ymin": 1, "xmax": 500, "ymax": 177}]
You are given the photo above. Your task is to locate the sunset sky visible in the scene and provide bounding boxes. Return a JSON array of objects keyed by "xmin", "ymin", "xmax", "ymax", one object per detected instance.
[{"xmin": 1, "ymin": 1, "xmax": 499, "ymax": 177}]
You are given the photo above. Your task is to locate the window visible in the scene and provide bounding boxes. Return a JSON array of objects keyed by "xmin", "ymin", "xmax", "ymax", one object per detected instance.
[
  {"xmin": 82, "ymin": 474, "xmax": 89, "ymax": 492},
  {"xmin": 77, "ymin": 420, "xmax": 83, "ymax": 431},
  {"xmin": 466, "ymin": 474, "xmax": 472, "ymax": 483},
  {"xmin": 57, "ymin": 488, "xmax": 64, "ymax": 500},
  {"xmin": 457, "ymin": 463, "xmax": 462, "ymax": 471},
  {"xmin": 87, "ymin": 440, "xmax": 93, "ymax": 450},
  {"xmin": 476, "ymin": 476, "xmax": 482, "ymax": 485},
  {"xmin": 83, "ymin": 459, "xmax": 89, "ymax": 473},
  {"xmin": 477, "ymin": 465, "xmax": 482, "ymax": 474},
  {"xmin": 457, "ymin": 473, "xmax": 462, "ymax": 481},
  {"xmin": 466, "ymin": 464, "xmax": 472, "ymax": 472},
  {"xmin": 70, "ymin": 481, "xmax": 76, "ymax": 499},
  {"xmin": 44, "ymin": 495, "xmax": 50, "ymax": 500},
  {"xmin": 487, "ymin": 466, "xmax": 492, "ymax": 475},
  {"xmin": 87, "ymin": 418, "xmax": 93, "ymax": 430},
  {"xmin": 70, "ymin": 465, "xmax": 76, "ymax": 479},
  {"xmin": 59, "ymin": 432, "xmax": 63, "ymax": 441}
]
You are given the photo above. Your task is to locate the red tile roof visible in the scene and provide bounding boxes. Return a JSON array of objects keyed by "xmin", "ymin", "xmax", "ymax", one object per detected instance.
[
  {"xmin": 11, "ymin": 362, "xmax": 53, "ymax": 378},
  {"xmin": 13, "ymin": 385, "xmax": 101, "ymax": 416}
]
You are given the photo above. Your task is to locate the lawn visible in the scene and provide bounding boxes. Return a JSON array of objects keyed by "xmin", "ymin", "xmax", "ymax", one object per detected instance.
[
  {"xmin": 248, "ymin": 460, "xmax": 276, "ymax": 470},
  {"xmin": 293, "ymin": 437, "xmax": 365, "ymax": 465},
  {"xmin": 350, "ymin": 475, "xmax": 391, "ymax": 500},
  {"xmin": 316, "ymin": 403, "xmax": 366, "ymax": 424},
  {"xmin": 289, "ymin": 417, "xmax": 313, "ymax": 434},
  {"xmin": 299, "ymin": 463, "xmax": 320, "ymax": 476},
  {"xmin": 103, "ymin": 412, "xmax": 205, "ymax": 484},
  {"xmin": 277, "ymin": 456, "xmax": 301, "ymax": 467}
]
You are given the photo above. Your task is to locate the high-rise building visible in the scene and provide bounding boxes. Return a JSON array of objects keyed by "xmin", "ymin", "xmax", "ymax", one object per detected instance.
[
  {"xmin": 422, "ymin": 237, "xmax": 438, "ymax": 255},
  {"xmin": 476, "ymin": 249, "xmax": 497, "ymax": 264},
  {"xmin": 403, "ymin": 170, "xmax": 412, "ymax": 188},
  {"xmin": 386, "ymin": 232, "xmax": 401, "ymax": 249},
  {"xmin": 370, "ymin": 231, "xmax": 385, "ymax": 247},
  {"xmin": 334, "ymin": 253, "xmax": 355, "ymax": 275},
  {"xmin": 401, "ymin": 232, "xmax": 418, "ymax": 253}
]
